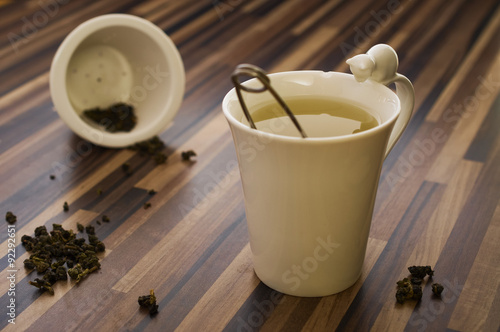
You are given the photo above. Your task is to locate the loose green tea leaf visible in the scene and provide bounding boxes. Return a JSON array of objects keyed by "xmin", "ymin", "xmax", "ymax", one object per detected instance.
[
  {"xmin": 83, "ymin": 103, "xmax": 137, "ymax": 133},
  {"xmin": 410, "ymin": 277, "xmax": 422, "ymax": 285},
  {"xmin": 5, "ymin": 211, "xmax": 17, "ymax": 224},
  {"xmin": 397, "ymin": 265, "xmax": 437, "ymax": 304},
  {"xmin": 128, "ymin": 136, "xmax": 168, "ymax": 165},
  {"xmin": 154, "ymin": 153, "xmax": 167, "ymax": 165},
  {"xmin": 97, "ymin": 189, "xmax": 103, "ymax": 195},
  {"xmin": 129, "ymin": 136, "xmax": 164, "ymax": 155},
  {"xmin": 181, "ymin": 150, "xmax": 197, "ymax": 161},
  {"xmin": 63, "ymin": 202, "xmax": 69, "ymax": 212},
  {"xmin": 412, "ymin": 284, "xmax": 423, "ymax": 301},
  {"xmin": 432, "ymin": 283, "xmax": 444, "ymax": 296},
  {"xmin": 138, "ymin": 289, "xmax": 159, "ymax": 316},
  {"xmin": 22, "ymin": 224, "xmax": 105, "ymax": 294},
  {"xmin": 148, "ymin": 189, "xmax": 156, "ymax": 196},
  {"xmin": 68, "ymin": 264, "xmax": 98, "ymax": 283},
  {"xmin": 396, "ymin": 278, "xmax": 414, "ymax": 304},
  {"xmin": 50, "ymin": 175, "xmax": 56, "ymax": 180},
  {"xmin": 144, "ymin": 202, "xmax": 152, "ymax": 210},
  {"xmin": 85, "ymin": 225, "xmax": 95, "ymax": 235},
  {"xmin": 29, "ymin": 278, "xmax": 54, "ymax": 295},
  {"xmin": 102, "ymin": 215, "xmax": 110, "ymax": 223},
  {"xmin": 76, "ymin": 223, "xmax": 84, "ymax": 233},
  {"xmin": 408, "ymin": 265, "xmax": 434, "ymax": 279}
]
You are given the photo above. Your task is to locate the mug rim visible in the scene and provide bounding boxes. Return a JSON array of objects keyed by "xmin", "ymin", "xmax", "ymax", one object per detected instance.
[
  {"xmin": 49, "ymin": 14, "xmax": 185, "ymax": 148},
  {"xmin": 222, "ymin": 71, "xmax": 401, "ymax": 143}
]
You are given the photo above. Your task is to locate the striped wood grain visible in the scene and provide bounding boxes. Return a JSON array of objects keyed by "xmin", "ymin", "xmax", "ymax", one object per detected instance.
[{"xmin": 0, "ymin": 0, "xmax": 499, "ymax": 331}]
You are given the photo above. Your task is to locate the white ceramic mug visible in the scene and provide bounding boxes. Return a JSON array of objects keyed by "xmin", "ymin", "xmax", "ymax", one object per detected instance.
[
  {"xmin": 222, "ymin": 45, "xmax": 414, "ymax": 297},
  {"xmin": 50, "ymin": 14, "xmax": 185, "ymax": 148}
]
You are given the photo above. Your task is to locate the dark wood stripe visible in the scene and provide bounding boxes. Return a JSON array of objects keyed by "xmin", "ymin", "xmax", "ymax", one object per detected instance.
[
  {"xmin": 464, "ymin": 93, "xmax": 500, "ymax": 162},
  {"xmin": 223, "ymin": 282, "xmax": 283, "ymax": 332}
]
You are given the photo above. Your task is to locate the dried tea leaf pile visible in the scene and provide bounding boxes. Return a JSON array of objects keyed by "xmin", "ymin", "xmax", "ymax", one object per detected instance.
[
  {"xmin": 396, "ymin": 265, "xmax": 444, "ymax": 304},
  {"xmin": 22, "ymin": 224, "xmax": 105, "ymax": 295},
  {"xmin": 83, "ymin": 103, "xmax": 137, "ymax": 133}
]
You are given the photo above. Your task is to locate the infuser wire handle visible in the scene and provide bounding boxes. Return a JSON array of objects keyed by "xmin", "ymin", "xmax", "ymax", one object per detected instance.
[{"xmin": 231, "ymin": 64, "xmax": 307, "ymax": 138}]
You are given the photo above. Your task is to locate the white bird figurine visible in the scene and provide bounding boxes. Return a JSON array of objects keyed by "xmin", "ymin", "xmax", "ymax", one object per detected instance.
[{"xmin": 346, "ymin": 44, "xmax": 399, "ymax": 85}]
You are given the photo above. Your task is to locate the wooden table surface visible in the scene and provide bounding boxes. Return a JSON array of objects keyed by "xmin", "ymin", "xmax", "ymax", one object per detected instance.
[{"xmin": 1, "ymin": 0, "xmax": 499, "ymax": 331}]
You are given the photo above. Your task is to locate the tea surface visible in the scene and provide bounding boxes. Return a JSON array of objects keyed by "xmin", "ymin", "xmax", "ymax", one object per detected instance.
[{"xmin": 251, "ymin": 97, "xmax": 379, "ymax": 138}]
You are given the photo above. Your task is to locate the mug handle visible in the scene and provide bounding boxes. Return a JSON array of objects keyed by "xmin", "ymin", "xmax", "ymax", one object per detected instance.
[
  {"xmin": 346, "ymin": 44, "xmax": 415, "ymax": 159},
  {"xmin": 384, "ymin": 73, "xmax": 415, "ymax": 158}
]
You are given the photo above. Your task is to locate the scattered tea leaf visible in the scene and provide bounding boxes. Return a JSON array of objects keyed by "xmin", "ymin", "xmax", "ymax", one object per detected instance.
[
  {"xmin": 128, "ymin": 136, "xmax": 165, "ymax": 156},
  {"xmin": 154, "ymin": 153, "xmax": 167, "ymax": 165},
  {"xmin": 411, "ymin": 277, "xmax": 422, "ymax": 285},
  {"xmin": 138, "ymin": 289, "xmax": 159, "ymax": 316},
  {"xmin": 63, "ymin": 202, "xmax": 69, "ymax": 212},
  {"xmin": 5, "ymin": 211, "xmax": 17, "ymax": 224},
  {"xmin": 432, "ymin": 283, "xmax": 444, "ymax": 296},
  {"xmin": 408, "ymin": 266, "xmax": 434, "ymax": 279},
  {"xmin": 50, "ymin": 175, "xmax": 56, "ymax": 180},
  {"xmin": 148, "ymin": 189, "xmax": 156, "ymax": 196},
  {"xmin": 181, "ymin": 150, "xmax": 197, "ymax": 161},
  {"xmin": 128, "ymin": 136, "xmax": 168, "ymax": 165},
  {"xmin": 396, "ymin": 278, "xmax": 415, "ymax": 304},
  {"xmin": 144, "ymin": 202, "xmax": 152, "ymax": 210},
  {"xmin": 29, "ymin": 278, "xmax": 54, "ymax": 295},
  {"xmin": 85, "ymin": 225, "xmax": 95, "ymax": 235},
  {"xmin": 102, "ymin": 215, "xmax": 110, "ymax": 223},
  {"xmin": 396, "ymin": 265, "xmax": 440, "ymax": 304}
]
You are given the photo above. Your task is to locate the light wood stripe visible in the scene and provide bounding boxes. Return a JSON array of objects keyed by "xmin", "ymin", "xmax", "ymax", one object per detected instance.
[
  {"xmin": 0, "ymin": 72, "xmax": 49, "ymax": 113},
  {"xmin": 175, "ymin": 243, "xmax": 258, "ymax": 331}
]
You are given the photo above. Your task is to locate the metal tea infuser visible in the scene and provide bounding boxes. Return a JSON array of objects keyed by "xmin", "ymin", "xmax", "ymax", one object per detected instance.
[{"xmin": 231, "ymin": 64, "xmax": 308, "ymax": 138}]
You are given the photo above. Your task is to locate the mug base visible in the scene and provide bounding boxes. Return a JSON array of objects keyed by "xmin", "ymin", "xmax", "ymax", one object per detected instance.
[{"xmin": 253, "ymin": 267, "xmax": 361, "ymax": 297}]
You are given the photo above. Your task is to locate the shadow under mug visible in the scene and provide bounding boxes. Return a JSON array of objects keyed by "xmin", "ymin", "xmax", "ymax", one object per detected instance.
[{"xmin": 223, "ymin": 69, "xmax": 414, "ymax": 297}]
